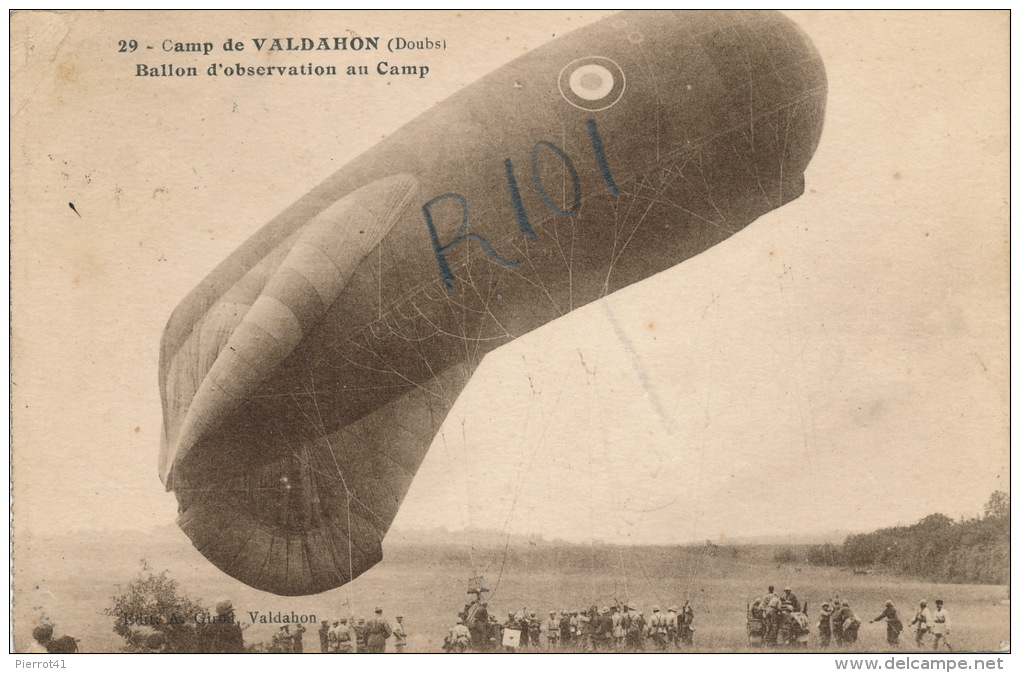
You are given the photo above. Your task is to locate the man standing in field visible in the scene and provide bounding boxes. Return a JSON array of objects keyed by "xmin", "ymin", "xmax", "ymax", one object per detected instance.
[
  {"xmin": 783, "ymin": 587, "xmax": 801, "ymax": 613},
  {"xmin": 365, "ymin": 607, "xmax": 392, "ymax": 653},
  {"xmin": 649, "ymin": 606, "xmax": 668, "ymax": 650},
  {"xmin": 336, "ymin": 617, "xmax": 356, "ymax": 653},
  {"xmin": 870, "ymin": 600, "xmax": 903, "ymax": 647},
  {"xmin": 679, "ymin": 600, "xmax": 695, "ymax": 646},
  {"xmin": 818, "ymin": 602, "xmax": 833, "ymax": 648},
  {"xmin": 543, "ymin": 611, "xmax": 560, "ymax": 650},
  {"xmin": 448, "ymin": 618, "xmax": 471, "ymax": 653},
  {"xmin": 611, "ymin": 605, "xmax": 624, "ymax": 651},
  {"xmin": 393, "ymin": 615, "xmax": 407, "ymax": 653},
  {"xmin": 353, "ymin": 617, "xmax": 367, "ymax": 652},
  {"xmin": 839, "ymin": 600, "xmax": 861, "ymax": 645},
  {"xmin": 830, "ymin": 600, "xmax": 846, "ymax": 646},
  {"xmin": 318, "ymin": 618, "xmax": 330, "ymax": 653},
  {"xmin": 559, "ymin": 610, "xmax": 573, "ymax": 650},
  {"xmin": 627, "ymin": 606, "xmax": 646, "ymax": 652},
  {"xmin": 666, "ymin": 605, "xmax": 680, "ymax": 647},
  {"xmin": 909, "ymin": 600, "xmax": 932, "ymax": 647},
  {"xmin": 931, "ymin": 600, "xmax": 952, "ymax": 651},
  {"xmin": 201, "ymin": 597, "xmax": 245, "ymax": 653},
  {"xmin": 763, "ymin": 586, "xmax": 781, "ymax": 646}
]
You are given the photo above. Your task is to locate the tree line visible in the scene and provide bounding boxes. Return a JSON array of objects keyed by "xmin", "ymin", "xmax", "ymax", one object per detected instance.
[{"xmin": 801, "ymin": 491, "xmax": 1009, "ymax": 585}]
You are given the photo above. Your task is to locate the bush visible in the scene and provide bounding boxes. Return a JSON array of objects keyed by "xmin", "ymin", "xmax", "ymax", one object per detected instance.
[
  {"xmin": 103, "ymin": 559, "xmax": 206, "ymax": 653},
  {"xmin": 773, "ymin": 548, "xmax": 798, "ymax": 564}
]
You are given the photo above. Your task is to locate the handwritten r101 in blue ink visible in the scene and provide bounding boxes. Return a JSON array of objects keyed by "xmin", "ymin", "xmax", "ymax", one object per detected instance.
[{"xmin": 424, "ymin": 118, "xmax": 618, "ymax": 289}]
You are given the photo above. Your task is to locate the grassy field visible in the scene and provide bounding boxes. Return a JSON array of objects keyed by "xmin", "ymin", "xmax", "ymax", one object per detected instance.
[{"xmin": 12, "ymin": 531, "xmax": 1009, "ymax": 653}]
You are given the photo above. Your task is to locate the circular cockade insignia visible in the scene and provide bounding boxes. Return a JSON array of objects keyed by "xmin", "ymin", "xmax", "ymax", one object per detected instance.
[{"xmin": 557, "ymin": 56, "xmax": 626, "ymax": 112}]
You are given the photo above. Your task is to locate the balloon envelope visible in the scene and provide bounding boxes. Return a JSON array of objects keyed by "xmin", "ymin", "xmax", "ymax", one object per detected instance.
[{"xmin": 159, "ymin": 10, "xmax": 826, "ymax": 595}]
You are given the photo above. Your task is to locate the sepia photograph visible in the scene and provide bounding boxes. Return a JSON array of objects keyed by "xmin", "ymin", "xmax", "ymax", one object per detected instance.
[{"xmin": 9, "ymin": 10, "xmax": 1010, "ymax": 660}]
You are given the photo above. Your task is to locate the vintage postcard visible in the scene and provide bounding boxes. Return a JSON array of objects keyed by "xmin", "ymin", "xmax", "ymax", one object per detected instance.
[{"xmin": 10, "ymin": 10, "xmax": 1009, "ymax": 659}]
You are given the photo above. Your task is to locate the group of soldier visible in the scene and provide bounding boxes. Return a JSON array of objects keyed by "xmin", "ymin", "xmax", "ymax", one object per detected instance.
[
  {"xmin": 749, "ymin": 586, "xmax": 954, "ymax": 652},
  {"xmin": 447, "ymin": 596, "xmax": 695, "ymax": 653},
  {"xmin": 905, "ymin": 599, "xmax": 953, "ymax": 651},
  {"xmin": 822, "ymin": 597, "xmax": 952, "ymax": 650},
  {"xmin": 313, "ymin": 607, "xmax": 408, "ymax": 653},
  {"xmin": 749, "ymin": 586, "xmax": 812, "ymax": 647},
  {"xmin": 191, "ymin": 599, "xmax": 408, "ymax": 653}
]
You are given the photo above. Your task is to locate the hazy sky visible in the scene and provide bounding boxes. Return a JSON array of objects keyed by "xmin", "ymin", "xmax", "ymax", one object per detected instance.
[{"xmin": 12, "ymin": 11, "xmax": 1008, "ymax": 553}]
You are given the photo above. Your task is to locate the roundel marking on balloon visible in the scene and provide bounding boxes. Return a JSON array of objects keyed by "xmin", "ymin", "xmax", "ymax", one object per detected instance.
[{"xmin": 558, "ymin": 56, "xmax": 626, "ymax": 112}]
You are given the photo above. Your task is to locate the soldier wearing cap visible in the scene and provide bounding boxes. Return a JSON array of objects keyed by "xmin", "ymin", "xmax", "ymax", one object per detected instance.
[
  {"xmin": 318, "ymin": 618, "xmax": 330, "ymax": 653},
  {"xmin": 678, "ymin": 600, "xmax": 695, "ymax": 647},
  {"xmin": 870, "ymin": 600, "xmax": 903, "ymax": 647},
  {"xmin": 517, "ymin": 607, "xmax": 531, "ymax": 649},
  {"xmin": 783, "ymin": 587, "xmax": 801, "ymax": 613},
  {"xmin": 528, "ymin": 611, "xmax": 541, "ymax": 649},
  {"xmin": 617, "ymin": 604, "xmax": 632, "ymax": 651},
  {"xmin": 364, "ymin": 606, "xmax": 392, "ymax": 653},
  {"xmin": 649, "ymin": 606, "xmax": 668, "ymax": 650},
  {"xmin": 830, "ymin": 599, "xmax": 847, "ymax": 646},
  {"xmin": 818, "ymin": 602, "xmax": 833, "ymax": 648},
  {"xmin": 559, "ymin": 609, "xmax": 573, "ymax": 649},
  {"xmin": 762, "ymin": 586, "xmax": 781, "ymax": 646},
  {"xmin": 543, "ymin": 611, "xmax": 560, "ymax": 650},
  {"xmin": 839, "ymin": 600, "xmax": 861, "ymax": 645},
  {"xmin": 353, "ymin": 617, "xmax": 367, "ymax": 652},
  {"xmin": 931, "ymin": 600, "xmax": 952, "ymax": 651},
  {"xmin": 776, "ymin": 602, "xmax": 795, "ymax": 646},
  {"xmin": 201, "ymin": 597, "xmax": 245, "ymax": 653},
  {"xmin": 468, "ymin": 601, "xmax": 490, "ymax": 651},
  {"xmin": 270, "ymin": 625, "xmax": 293, "ymax": 653},
  {"xmin": 909, "ymin": 600, "xmax": 932, "ymax": 647},
  {"xmin": 448, "ymin": 618, "xmax": 471, "ymax": 653},
  {"xmin": 393, "ymin": 614, "xmax": 407, "ymax": 653},
  {"xmin": 665, "ymin": 605, "xmax": 679, "ymax": 647}
]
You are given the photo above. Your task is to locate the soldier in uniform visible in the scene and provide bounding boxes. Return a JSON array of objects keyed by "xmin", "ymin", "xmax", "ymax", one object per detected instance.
[
  {"xmin": 649, "ymin": 606, "xmax": 668, "ymax": 650},
  {"xmin": 783, "ymin": 587, "xmax": 801, "ymax": 613},
  {"xmin": 594, "ymin": 607, "xmax": 605, "ymax": 651},
  {"xmin": 909, "ymin": 600, "xmax": 932, "ymax": 648},
  {"xmin": 679, "ymin": 600, "xmax": 695, "ymax": 646},
  {"xmin": 818, "ymin": 602, "xmax": 833, "ymax": 648},
  {"xmin": 270, "ymin": 625, "xmax": 293, "ymax": 653},
  {"xmin": 839, "ymin": 600, "xmax": 861, "ymax": 645},
  {"xmin": 365, "ymin": 607, "xmax": 392, "ymax": 653},
  {"xmin": 931, "ymin": 600, "xmax": 952, "ymax": 651},
  {"xmin": 611, "ymin": 605, "xmax": 624, "ymax": 651},
  {"xmin": 559, "ymin": 609, "xmax": 573, "ymax": 650},
  {"xmin": 762, "ymin": 586, "xmax": 781, "ymax": 646},
  {"xmin": 870, "ymin": 600, "xmax": 904, "ymax": 647},
  {"xmin": 618, "ymin": 605, "xmax": 632, "ymax": 651},
  {"xmin": 292, "ymin": 623, "xmax": 306, "ymax": 653},
  {"xmin": 625, "ymin": 605, "xmax": 644, "ymax": 652},
  {"xmin": 528, "ymin": 611, "xmax": 541, "ymax": 650},
  {"xmin": 503, "ymin": 612, "xmax": 520, "ymax": 653},
  {"xmin": 335, "ymin": 617, "xmax": 356, "ymax": 653},
  {"xmin": 393, "ymin": 615, "xmax": 407, "ymax": 653},
  {"xmin": 318, "ymin": 618, "xmax": 330, "ymax": 653},
  {"xmin": 353, "ymin": 617, "xmax": 367, "ymax": 652},
  {"xmin": 201, "ymin": 597, "xmax": 245, "ymax": 653},
  {"xmin": 776, "ymin": 603, "xmax": 795, "ymax": 646},
  {"xmin": 544, "ymin": 611, "xmax": 560, "ymax": 650},
  {"xmin": 666, "ymin": 605, "xmax": 680, "ymax": 648},
  {"xmin": 517, "ymin": 608, "xmax": 531, "ymax": 649},
  {"xmin": 448, "ymin": 618, "xmax": 471, "ymax": 653},
  {"xmin": 830, "ymin": 600, "xmax": 846, "ymax": 646}
]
